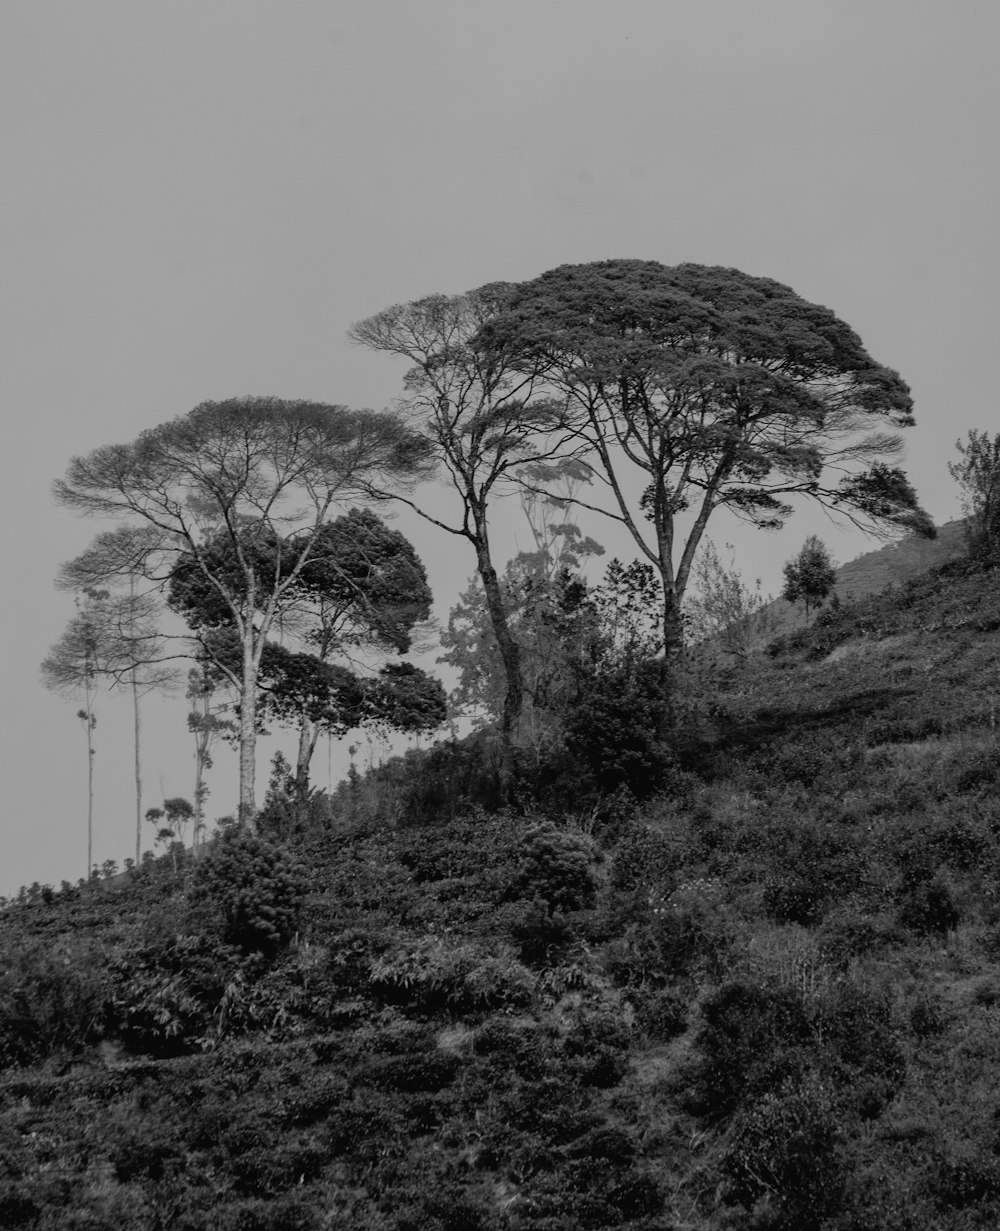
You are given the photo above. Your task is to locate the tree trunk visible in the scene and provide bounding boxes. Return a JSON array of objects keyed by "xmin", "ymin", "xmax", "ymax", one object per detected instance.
[
  {"xmin": 132, "ymin": 675, "xmax": 142, "ymax": 867},
  {"xmin": 86, "ymin": 720, "xmax": 94, "ymax": 879},
  {"xmin": 472, "ymin": 521, "xmax": 523, "ymax": 798},
  {"xmin": 295, "ymin": 717, "xmax": 316, "ymax": 805},
  {"xmin": 238, "ymin": 634, "xmax": 258, "ymax": 833}
]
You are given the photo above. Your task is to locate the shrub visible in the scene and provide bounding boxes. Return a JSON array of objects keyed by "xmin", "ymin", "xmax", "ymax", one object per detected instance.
[
  {"xmin": 368, "ymin": 937, "xmax": 535, "ymax": 1014},
  {"xmin": 0, "ymin": 936, "xmax": 106, "ymax": 1066},
  {"xmin": 723, "ymin": 1072, "xmax": 846, "ymax": 1229},
  {"xmin": 685, "ymin": 982, "xmax": 813, "ymax": 1117},
  {"xmin": 602, "ymin": 894, "xmax": 731, "ymax": 989},
  {"xmin": 107, "ymin": 933, "xmax": 239, "ymax": 1055},
  {"xmin": 816, "ymin": 982, "xmax": 906, "ymax": 1119},
  {"xmin": 631, "ymin": 986, "xmax": 689, "ymax": 1040},
  {"xmin": 897, "ymin": 875, "xmax": 961, "ymax": 936},
  {"xmin": 192, "ymin": 831, "xmax": 309, "ymax": 954},
  {"xmin": 515, "ymin": 822, "xmax": 598, "ymax": 914},
  {"xmin": 562, "ymin": 660, "xmax": 675, "ymax": 799},
  {"xmin": 610, "ymin": 824, "xmax": 680, "ymax": 895}
]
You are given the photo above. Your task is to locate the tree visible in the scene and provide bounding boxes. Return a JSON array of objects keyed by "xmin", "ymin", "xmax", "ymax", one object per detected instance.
[
  {"xmin": 684, "ymin": 539, "xmax": 776, "ymax": 660},
  {"xmin": 41, "ymin": 589, "xmax": 145, "ymax": 877},
  {"xmin": 349, "ymin": 286, "xmax": 578, "ymax": 785},
  {"xmin": 53, "ymin": 397, "xmax": 431, "ymax": 828},
  {"xmin": 51, "ymin": 554, "xmax": 178, "ymax": 866},
  {"xmin": 440, "ymin": 556, "xmax": 661, "ymax": 765},
  {"xmin": 948, "ymin": 429, "xmax": 1000, "ymax": 563},
  {"xmin": 186, "ymin": 665, "xmax": 234, "ymax": 852},
  {"xmin": 168, "ymin": 506, "xmax": 444, "ymax": 801},
  {"xmin": 439, "ymin": 558, "xmax": 597, "ymax": 751},
  {"xmin": 782, "ymin": 535, "xmax": 838, "ymax": 620},
  {"xmin": 482, "ymin": 260, "xmax": 935, "ymax": 665}
]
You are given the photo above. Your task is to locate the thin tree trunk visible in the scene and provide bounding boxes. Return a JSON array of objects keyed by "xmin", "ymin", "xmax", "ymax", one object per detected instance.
[
  {"xmin": 472, "ymin": 522, "xmax": 523, "ymax": 798},
  {"xmin": 296, "ymin": 718, "xmax": 313, "ymax": 804},
  {"xmin": 238, "ymin": 633, "xmax": 258, "ymax": 833},
  {"xmin": 192, "ymin": 688, "xmax": 208, "ymax": 856},
  {"xmin": 132, "ymin": 674, "xmax": 142, "ymax": 867}
]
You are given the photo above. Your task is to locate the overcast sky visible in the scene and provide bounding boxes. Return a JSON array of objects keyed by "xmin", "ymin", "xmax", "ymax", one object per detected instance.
[{"xmin": 2, "ymin": 0, "xmax": 997, "ymax": 895}]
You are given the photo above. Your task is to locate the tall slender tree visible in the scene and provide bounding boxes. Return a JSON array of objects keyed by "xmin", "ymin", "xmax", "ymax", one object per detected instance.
[
  {"xmin": 57, "ymin": 532, "xmax": 181, "ymax": 864},
  {"xmin": 54, "ymin": 397, "xmax": 431, "ymax": 827},
  {"xmin": 41, "ymin": 592, "xmax": 107, "ymax": 877},
  {"xmin": 349, "ymin": 286, "xmax": 578, "ymax": 785}
]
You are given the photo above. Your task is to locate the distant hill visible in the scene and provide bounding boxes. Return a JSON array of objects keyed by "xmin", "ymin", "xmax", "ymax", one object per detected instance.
[{"xmin": 730, "ymin": 518, "xmax": 971, "ymax": 652}]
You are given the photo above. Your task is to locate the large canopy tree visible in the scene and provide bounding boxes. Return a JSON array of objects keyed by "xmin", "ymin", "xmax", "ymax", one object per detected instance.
[
  {"xmin": 168, "ymin": 507, "xmax": 445, "ymax": 800},
  {"xmin": 348, "ymin": 285, "xmax": 578, "ymax": 783},
  {"xmin": 481, "ymin": 260, "xmax": 934, "ymax": 660},
  {"xmin": 54, "ymin": 397, "xmax": 431, "ymax": 827}
]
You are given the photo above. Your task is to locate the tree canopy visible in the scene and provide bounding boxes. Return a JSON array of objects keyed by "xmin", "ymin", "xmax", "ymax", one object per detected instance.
[
  {"xmin": 54, "ymin": 397, "xmax": 432, "ymax": 826},
  {"xmin": 169, "ymin": 507, "xmax": 446, "ymax": 800},
  {"xmin": 349, "ymin": 287, "xmax": 578, "ymax": 780},
  {"xmin": 480, "ymin": 260, "xmax": 934, "ymax": 657}
]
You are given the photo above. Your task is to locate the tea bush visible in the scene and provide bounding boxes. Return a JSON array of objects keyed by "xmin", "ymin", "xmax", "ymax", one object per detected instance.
[
  {"xmin": 0, "ymin": 935, "xmax": 106, "ymax": 1066},
  {"xmin": 685, "ymin": 981, "xmax": 813, "ymax": 1117},
  {"xmin": 515, "ymin": 821, "xmax": 598, "ymax": 914},
  {"xmin": 192, "ymin": 831, "xmax": 309, "ymax": 955},
  {"xmin": 723, "ymin": 1071, "xmax": 846, "ymax": 1229}
]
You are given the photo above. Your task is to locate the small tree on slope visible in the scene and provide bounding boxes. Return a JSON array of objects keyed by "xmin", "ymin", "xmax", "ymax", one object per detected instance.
[{"xmin": 782, "ymin": 535, "xmax": 837, "ymax": 621}]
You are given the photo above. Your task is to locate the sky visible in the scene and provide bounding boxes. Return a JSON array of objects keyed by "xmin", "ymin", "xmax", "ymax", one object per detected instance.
[{"xmin": 2, "ymin": 0, "xmax": 997, "ymax": 895}]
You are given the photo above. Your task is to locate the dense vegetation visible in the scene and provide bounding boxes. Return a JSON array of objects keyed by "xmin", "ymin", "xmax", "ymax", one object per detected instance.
[{"xmin": 7, "ymin": 540, "xmax": 1000, "ymax": 1229}]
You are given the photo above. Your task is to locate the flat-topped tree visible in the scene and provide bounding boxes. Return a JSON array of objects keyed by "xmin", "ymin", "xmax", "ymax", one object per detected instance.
[
  {"xmin": 169, "ymin": 506, "xmax": 445, "ymax": 803},
  {"xmin": 482, "ymin": 260, "xmax": 935, "ymax": 663},
  {"xmin": 53, "ymin": 397, "xmax": 432, "ymax": 829}
]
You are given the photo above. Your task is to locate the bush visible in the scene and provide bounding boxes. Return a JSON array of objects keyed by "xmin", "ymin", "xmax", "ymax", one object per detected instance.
[
  {"xmin": 368, "ymin": 937, "xmax": 535, "ymax": 1014},
  {"xmin": 562, "ymin": 661, "xmax": 675, "ymax": 799},
  {"xmin": 816, "ymin": 982, "xmax": 906, "ymax": 1119},
  {"xmin": 192, "ymin": 831, "xmax": 309, "ymax": 954},
  {"xmin": 897, "ymin": 875, "xmax": 961, "ymax": 936},
  {"xmin": 515, "ymin": 822, "xmax": 598, "ymax": 914},
  {"xmin": 0, "ymin": 936, "xmax": 106, "ymax": 1066},
  {"xmin": 602, "ymin": 893, "xmax": 731, "ymax": 989},
  {"xmin": 631, "ymin": 986, "xmax": 689, "ymax": 1040},
  {"xmin": 685, "ymin": 982, "xmax": 813, "ymax": 1117},
  {"xmin": 610, "ymin": 824, "xmax": 680, "ymax": 895},
  {"xmin": 723, "ymin": 1072, "xmax": 846, "ymax": 1228},
  {"xmin": 107, "ymin": 932, "xmax": 239, "ymax": 1055}
]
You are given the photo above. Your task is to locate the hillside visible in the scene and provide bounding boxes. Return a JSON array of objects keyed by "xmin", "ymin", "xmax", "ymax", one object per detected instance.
[
  {"xmin": 4, "ymin": 552, "xmax": 1000, "ymax": 1230},
  {"xmin": 706, "ymin": 518, "xmax": 971, "ymax": 655}
]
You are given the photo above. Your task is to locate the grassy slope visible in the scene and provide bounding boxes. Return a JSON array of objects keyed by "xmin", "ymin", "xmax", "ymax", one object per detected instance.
[{"xmin": 4, "ymin": 555, "xmax": 1000, "ymax": 1229}]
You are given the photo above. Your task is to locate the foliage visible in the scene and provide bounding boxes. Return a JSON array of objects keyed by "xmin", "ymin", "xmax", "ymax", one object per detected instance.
[
  {"xmin": 562, "ymin": 658, "xmax": 674, "ymax": 799},
  {"xmin": 723, "ymin": 1072, "xmax": 846, "ymax": 1228},
  {"xmin": 351, "ymin": 286, "xmax": 579, "ymax": 765},
  {"xmin": 949, "ymin": 428, "xmax": 1000, "ymax": 563},
  {"xmin": 0, "ymin": 936, "xmax": 106, "ymax": 1066},
  {"xmin": 191, "ymin": 831, "xmax": 309, "ymax": 954},
  {"xmin": 54, "ymin": 397, "xmax": 431, "ymax": 821},
  {"xmin": 367, "ymin": 936, "xmax": 535, "ymax": 1014},
  {"xmin": 482, "ymin": 259, "xmax": 933, "ymax": 655},
  {"xmin": 781, "ymin": 533, "xmax": 838, "ymax": 618},
  {"xmin": 684, "ymin": 537, "xmax": 777, "ymax": 657},
  {"xmin": 515, "ymin": 822, "xmax": 598, "ymax": 914}
]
